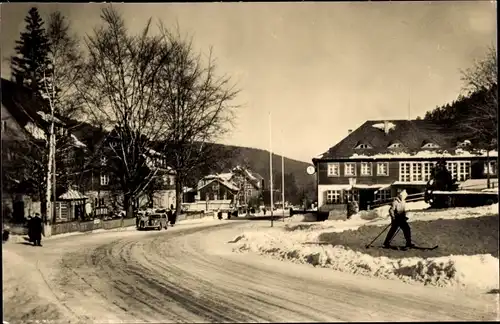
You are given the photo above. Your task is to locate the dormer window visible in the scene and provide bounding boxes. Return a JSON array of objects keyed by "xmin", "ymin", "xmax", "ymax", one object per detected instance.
[
  {"xmin": 422, "ymin": 142, "xmax": 440, "ymax": 149},
  {"xmin": 354, "ymin": 143, "xmax": 372, "ymax": 149},
  {"xmin": 457, "ymin": 140, "xmax": 472, "ymax": 148},
  {"xmin": 388, "ymin": 142, "xmax": 403, "ymax": 149}
]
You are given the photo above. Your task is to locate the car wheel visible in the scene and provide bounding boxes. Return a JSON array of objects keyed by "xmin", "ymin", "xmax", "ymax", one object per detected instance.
[{"xmin": 157, "ymin": 225, "xmax": 162, "ymax": 231}]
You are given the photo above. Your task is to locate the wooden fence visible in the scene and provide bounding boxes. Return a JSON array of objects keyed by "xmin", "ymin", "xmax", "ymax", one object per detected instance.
[
  {"xmin": 369, "ymin": 192, "xmax": 425, "ymax": 210},
  {"xmin": 49, "ymin": 212, "xmax": 207, "ymax": 236}
]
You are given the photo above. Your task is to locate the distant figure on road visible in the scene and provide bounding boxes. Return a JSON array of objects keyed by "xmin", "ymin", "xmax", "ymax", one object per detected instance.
[
  {"xmin": 167, "ymin": 208, "xmax": 173, "ymax": 227},
  {"xmin": 262, "ymin": 207, "xmax": 266, "ymax": 216},
  {"xmin": 383, "ymin": 190, "xmax": 414, "ymax": 248},
  {"xmin": 169, "ymin": 204, "xmax": 177, "ymax": 226},
  {"xmin": 29, "ymin": 213, "xmax": 44, "ymax": 246}
]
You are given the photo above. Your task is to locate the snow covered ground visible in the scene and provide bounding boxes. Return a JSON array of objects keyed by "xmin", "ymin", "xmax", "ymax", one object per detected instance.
[{"xmin": 230, "ymin": 202, "xmax": 500, "ymax": 291}]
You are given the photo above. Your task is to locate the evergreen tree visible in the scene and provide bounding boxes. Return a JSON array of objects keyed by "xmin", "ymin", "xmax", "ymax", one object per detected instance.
[{"xmin": 10, "ymin": 7, "xmax": 51, "ymax": 93}]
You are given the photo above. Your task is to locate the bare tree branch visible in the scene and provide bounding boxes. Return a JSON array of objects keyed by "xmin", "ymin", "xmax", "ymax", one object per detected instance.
[{"xmin": 154, "ymin": 23, "xmax": 240, "ymax": 215}]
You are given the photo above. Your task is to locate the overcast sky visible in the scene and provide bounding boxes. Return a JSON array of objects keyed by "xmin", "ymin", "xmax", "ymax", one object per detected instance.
[{"xmin": 1, "ymin": 2, "xmax": 496, "ymax": 162}]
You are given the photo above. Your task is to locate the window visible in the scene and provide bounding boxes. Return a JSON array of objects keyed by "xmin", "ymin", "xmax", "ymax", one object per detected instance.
[
  {"xmin": 411, "ymin": 162, "xmax": 423, "ymax": 181},
  {"xmin": 63, "ymin": 150, "xmax": 75, "ymax": 166},
  {"xmin": 374, "ymin": 189, "xmax": 391, "ymax": 202},
  {"xmin": 400, "ymin": 162, "xmax": 411, "ymax": 182},
  {"xmin": 100, "ymin": 174, "xmax": 109, "ymax": 186},
  {"xmin": 100, "ymin": 156, "xmax": 107, "ymax": 166},
  {"xmin": 376, "ymin": 162, "xmax": 388, "ymax": 176},
  {"xmin": 327, "ymin": 163, "xmax": 340, "ymax": 177},
  {"xmin": 344, "ymin": 163, "xmax": 356, "ymax": 176},
  {"xmin": 400, "ymin": 161, "xmax": 470, "ymax": 183},
  {"xmin": 446, "ymin": 162, "xmax": 458, "ymax": 181},
  {"xmin": 388, "ymin": 143, "xmax": 403, "ymax": 149},
  {"xmin": 326, "ymin": 190, "xmax": 342, "ymax": 204},
  {"xmin": 445, "ymin": 161, "xmax": 471, "ymax": 181},
  {"xmin": 422, "ymin": 142, "xmax": 440, "ymax": 149},
  {"xmin": 360, "ymin": 162, "xmax": 372, "ymax": 176},
  {"xmin": 345, "ymin": 189, "xmax": 359, "ymax": 203},
  {"xmin": 458, "ymin": 161, "xmax": 471, "ymax": 181},
  {"xmin": 422, "ymin": 162, "xmax": 434, "ymax": 181},
  {"xmin": 355, "ymin": 143, "xmax": 372, "ymax": 149},
  {"xmin": 484, "ymin": 161, "xmax": 497, "ymax": 175}
]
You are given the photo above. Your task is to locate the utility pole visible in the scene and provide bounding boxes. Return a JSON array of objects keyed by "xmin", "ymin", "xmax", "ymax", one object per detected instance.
[
  {"xmin": 269, "ymin": 111, "xmax": 274, "ymax": 227},
  {"xmin": 281, "ymin": 153, "xmax": 285, "ymax": 221},
  {"xmin": 408, "ymin": 87, "xmax": 411, "ymax": 120}
]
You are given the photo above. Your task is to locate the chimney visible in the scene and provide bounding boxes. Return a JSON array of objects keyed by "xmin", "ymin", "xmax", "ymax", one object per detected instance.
[
  {"xmin": 383, "ymin": 121, "xmax": 390, "ymax": 135},
  {"xmin": 348, "ymin": 129, "xmax": 353, "ymax": 135}
]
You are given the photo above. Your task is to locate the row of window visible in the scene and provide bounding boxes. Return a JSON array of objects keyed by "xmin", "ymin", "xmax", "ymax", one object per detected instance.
[
  {"xmin": 325, "ymin": 188, "xmax": 392, "ymax": 205},
  {"xmin": 354, "ymin": 142, "xmax": 441, "ymax": 150},
  {"xmin": 99, "ymin": 173, "xmax": 175, "ymax": 186},
  {"xmin": 399, "ymin": 161, "xmax": 476, "ymax": 182},
  {"xmin": 327, "ymin": 160, "xmax": 498, "ymax": 182},
  {"xmin": 327, "ymin": 162, "xmax": 388, "ymax": 177}
]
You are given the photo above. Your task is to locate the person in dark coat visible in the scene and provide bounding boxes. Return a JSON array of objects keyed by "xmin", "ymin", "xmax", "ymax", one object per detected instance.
[
  {"xmin": 30, "ymin": 213, "xmax": 44, "ymax": 246},
  {"xmin": 383, "ymin": 190, "xmax": 414, "ymax": 248},
  {"xmin": 169, "ymin": 204, "xmax": 177, "ymax": 226}
]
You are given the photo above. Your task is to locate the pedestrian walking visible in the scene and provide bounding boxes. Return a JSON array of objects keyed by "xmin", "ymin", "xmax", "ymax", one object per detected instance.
[
  {"xmin": 30, "ymin": 213, "xmax": 44, "ymax": 246},
  {"xmin": 383, "ymin": 190, "xmax": 414, "ymax": 248}
]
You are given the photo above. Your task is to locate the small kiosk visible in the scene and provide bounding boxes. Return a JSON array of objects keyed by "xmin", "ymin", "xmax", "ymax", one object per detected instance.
[{"xmin": 56, "ymin": 188, "xmax": 89, "ymax": 222}]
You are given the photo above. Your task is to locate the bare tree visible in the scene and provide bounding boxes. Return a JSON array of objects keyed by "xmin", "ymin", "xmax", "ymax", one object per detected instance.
[
  {"xmin": 77, "ymin": 7, "xmax": 176, "ymax": 218},
  {"xmin": 41, "ymin": 11, "xmax": 86, "ymax": 223},
  {"xmin": 155, "ymin": 26, "xmax": 239, "ymax": 216},
  {"xmin": 460, "ymin": 46, "xmax": 498, "ymax": 188}
]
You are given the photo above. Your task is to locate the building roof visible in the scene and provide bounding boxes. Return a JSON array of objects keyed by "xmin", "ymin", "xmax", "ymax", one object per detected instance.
[
  {"xmin": 313, "ymin": 119, "xmax": 494, "ymax": 161},
  {"xmin": 58, "ymin": 188, "xmax": 88, "ymax": 200},
  {"xmin": 197, "ymin": 178, "xmax": 240, "ymax": 192}
]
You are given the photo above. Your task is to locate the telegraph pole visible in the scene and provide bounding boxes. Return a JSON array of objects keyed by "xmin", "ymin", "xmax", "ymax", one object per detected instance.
[
  {"xmin": 269, "ymin": 111, "xmax": 274, "ymax": 227},
  {"xmin": 282, "ymin": 153, "xmax": 285, "ymax": 221}
]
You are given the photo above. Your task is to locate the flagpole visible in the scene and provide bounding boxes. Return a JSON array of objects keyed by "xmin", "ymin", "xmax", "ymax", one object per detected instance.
[
  {"xmin": 282, "ymin": 152, "xmax": 285, "ymax": 221},
  {"xmin": 269, "ymin": 111, "xmax": 274, "ymax": 227}
]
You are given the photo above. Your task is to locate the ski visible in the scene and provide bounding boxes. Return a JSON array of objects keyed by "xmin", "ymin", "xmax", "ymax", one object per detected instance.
[{"xmin": 379, "ymin": 245, "xmax": 438, "ymax": 251}]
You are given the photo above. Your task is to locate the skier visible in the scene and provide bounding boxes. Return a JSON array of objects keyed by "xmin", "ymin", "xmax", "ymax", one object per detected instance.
[
  {"xmin": 383, "ymin": 190, "xmax": 414, "ymax": 249},
  {"xmin": 30, "ymin": 213, "xmax": 44, "ymax": 246}
]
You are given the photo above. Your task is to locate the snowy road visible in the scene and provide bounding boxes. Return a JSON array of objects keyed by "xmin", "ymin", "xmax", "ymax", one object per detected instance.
[{"xmin": 3, "ymin": 220, "xmax": 498, "ymax": 323}]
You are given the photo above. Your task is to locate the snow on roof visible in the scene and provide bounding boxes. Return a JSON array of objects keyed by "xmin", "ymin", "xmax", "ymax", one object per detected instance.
[
  {"xmin": 24, "ymin": 122, "xmax": 46, "ymax": 140},
  {"xmin": 71, "ymin": 134, "xmax": 86, "ymax": 148},
  {"xmin": 217, "ymin": 173, "xmax": 233, "ymax": 181},
  {"xmin": 197, "ymin": 178, "xmax": 239, "ymax": 192},
  {"xmin": 37, "ymin": 111, "xmax": 63, "ymax": 124},
  {"xmin": 372, "ymin": 121, "xmax": 396, "ymax": 133},
  {"xmin": 147, "ymin": 148, "xmax": 162, "ymax": 156},
  {"xmin": 352, "ymin": 184, "xmax": 391, "ymax": 189},
  {"xmin": 59, "ymin": 188, "xmax": 88, "ymax": 200},
  {"xmin": 349, "ymin": 149, "xmax": 498, "ymax": 160}
]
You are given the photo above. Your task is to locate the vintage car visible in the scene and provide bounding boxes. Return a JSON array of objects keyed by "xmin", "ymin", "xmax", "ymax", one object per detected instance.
[{"xmin": 136, "ymin": 211, "xmax": 168, "ymax": 230}]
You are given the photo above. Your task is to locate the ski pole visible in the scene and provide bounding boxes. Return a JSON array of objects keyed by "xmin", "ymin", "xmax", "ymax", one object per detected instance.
[{"xmin": 365, "ymin": 223, "xmax": 391, "ymax": 249}]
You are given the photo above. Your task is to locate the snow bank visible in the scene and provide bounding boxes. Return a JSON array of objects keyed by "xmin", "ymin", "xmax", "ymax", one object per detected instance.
[
  {"xmin": 230, "ymin": 203, "xmax": 500, "ymax": 291},
  {"xmin": 2, "ymin": 249, "xmax": 71, "ymax": 322},
  {"xmin": 233, "ymin": 240, "xmax": 499, "ymax": 291}
]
